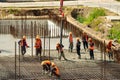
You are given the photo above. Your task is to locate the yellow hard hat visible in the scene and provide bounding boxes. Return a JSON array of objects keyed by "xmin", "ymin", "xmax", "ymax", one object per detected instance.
[
  {"xmin": 69, "ymin": 32, "xmax": 72, "ymax": 35},
  {"xmin": 76, "ymin": 37, "xmax": 80, "ymax": 41},
  {"xmin": 23, "ymin": 35, "xmax": 26, "ymax": 39},
  {"xmin": 36, "ymin": 35, "xmax": 40, "ymax": 39},
  {"xmin": 51, "ymin": 62, "xmax": 55, "ymax": 67}
]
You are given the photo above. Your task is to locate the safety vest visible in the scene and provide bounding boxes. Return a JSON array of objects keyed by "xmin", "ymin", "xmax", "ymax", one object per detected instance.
[
  {"xmin": 56, "ymin": 44, "xmax": 60, "ymax": 50},
  {"xmin": 89, "ymin": 46, "xmax": 94, "ymax": 50},
  {"xmin": 89, "ymin": 42, "xmax": 94, "ymax": 50},
  {"xmin": 19, "ymin": 39, "xmax": 27, "ymax": 47},
  {"xmin": 69, "ymin": 35, "xmax": 73, "ymax": 43},
  {"xmin": 82, "ymin": 35, "xmax": 88, "ymax": 42},
  {"xmin": 54, "ymin": 66, "xmax": 60, "ymax": 75},
  {"xmin": 107, "ymin": 44, "xmax": 112, "ymax": 51},
  {"xmin": 35, "ymin": 39, "xmax": 42, "ymax": 48}
]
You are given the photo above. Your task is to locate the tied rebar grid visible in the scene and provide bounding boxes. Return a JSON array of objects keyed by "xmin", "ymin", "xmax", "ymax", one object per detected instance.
[{"xmin": 0, "ymin": 50, "xmax": 120, "ymax": 80}]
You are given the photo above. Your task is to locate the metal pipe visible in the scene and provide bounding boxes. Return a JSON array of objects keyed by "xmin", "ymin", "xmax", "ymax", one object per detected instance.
[
  {"xmin": 16, "ymin": 21, "xmax": 19, "ymax": 38},
  {"xmin": 43, "ymin": 25, "xmax": 46, "ymax": 57},
  {"xmin": 31, "ymin": 21, "xmax": 33, "ymax": 57},
  {"xmin": 24, "ymin": 15, "xmax": 27, "ymax": 36},
  {"xmin": 60, "ymin": 18, "xmax": 64, "ymax": 45},
  {"xmin": 104, "ymin": 40, "xmax": 106, "ymax": 61},
  {"xmin": 19, "ymin": 44, "xmax": 21, "ymax": 80},
  {"xmin": 100, "ymin": 41, "xmax": 103, "ymax": 80},
  {"xmin": 39, "ymin": 24, "xmax": 41, "ymax": 36},
  {"xmin": 49, "ymin": 31, "xmax": 51, "ymax": 60},
  {"xmin": 21, "ymin": 16, "xmax": 23, "ymax": 37},
  {"xmin": 34, "ymin": 21, "xmax": 37, "ymax": 37},
  {"xmin": 103, "ymin": 40, "xmax": 106, "ymax": 80},
  {"xmin": 42, "ymin": 25, "xmax": 44, "ymax": 37},
  {"xmin": 15, "ymin": 41, "xmax": 17, "ymax": 80}
]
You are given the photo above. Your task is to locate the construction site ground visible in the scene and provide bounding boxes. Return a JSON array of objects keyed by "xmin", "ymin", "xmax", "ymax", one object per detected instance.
[{"xmin": 0, "ymin": 49, "xmax": 120, "ymax": 80}]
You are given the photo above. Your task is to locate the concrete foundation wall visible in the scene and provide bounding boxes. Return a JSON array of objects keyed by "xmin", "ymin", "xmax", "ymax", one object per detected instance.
[{"xmin": 66, "ymin": 14, "xmax": 120, "ymax": 63}]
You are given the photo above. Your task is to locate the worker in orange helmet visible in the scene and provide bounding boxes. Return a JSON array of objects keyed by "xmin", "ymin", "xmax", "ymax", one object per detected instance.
[
  {"xmin": 56, "ymin": 43, "xmax": 60, "ymax": 58},
  {"xmin": 106, "ymin": 40, "xmax": 113, "ymax": 60},
  {"xmin": 56, "ymin": 43, "xmax": 60, "ymax": 54},
  {"xmin": 41, "ymin": 60, "xmax": 52, "ymax": 74},
  {"xmin": 18, "ymin": 35, "xmax": 29, "ymax": 56},
  {"xmin": 82, "ymin": 32, "xmax": 89, "ymax": 52},
  {"xmin": 76, "ymin": 38, "xmax": 81, "ymax": 59},
  {"xmin": 89, "ymin": 38, "xmax": 94, "ymax": 60},
  {"xmin": 56, "ymin": 43, "xmax": 67, "ymax": 60},
  {"xmin": 68, "ymin": 32, "xmax": 73, "ymax": 52},
  {"xmin": 50, "ymin": 62, "xmax": 60, "ymax": 78},
  {"xmin": 34, "ymin": 35, "xmax": 42, "ymax": 57}
]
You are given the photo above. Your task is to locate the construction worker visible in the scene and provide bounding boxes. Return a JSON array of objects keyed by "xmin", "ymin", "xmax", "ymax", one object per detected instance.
[
  {"xmin": 57, "ymin": 43, "xmax": 67, "ymax": 60},
  {"xmin": 68, "ymin": 32, "xmax": 73, "ymax": 52},
  {"xmin": 51, "ymin": 62, "xmax": 60, "ymax": 78},
  {"xmin": 56, "ymin": 43, "xmax": 60, "ymax": 54},
  {"xmin": 56, "ymin": 43, "xmax": 60, "ymax": 58},
  {"xmin": 82, "ymin": 32, "xmax": 88, "ymax": 52},
  {"xmin": 89, "ymin": 38, "xmax": 94, "ymax": 60},
  {"xmin": 18, "ymin": 35, "xmax": 29, "ymax": 55},
  {"xmin": 34, "ymin": 35, "xmax": 42, "ymax": 57},
  {"xmin": 76, "ymin": 38, "xmax": 81, "ymax": 59},
  {"xmin": 41, "ymin": 60, "xmax": 51, "ymax": 74},
  {"xmin": 106, "ymin": 40, "xmax": 113, "ymax": 60}
]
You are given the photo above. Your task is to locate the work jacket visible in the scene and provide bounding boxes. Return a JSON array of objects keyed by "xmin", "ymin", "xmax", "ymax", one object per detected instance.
[
  {"xmin": 106, "ymin": 43, "xmax": 112, "ymax": 51},
  {"xmin": 35, "ymin": 39, "xmax": 42, "ymax": 49},
  {"xmin": 52, "ymin": 65, "xmax": 60, "ymax": 75},
  {"xmin": 69, "ymin": 35, "xmax": 73, "ymax": 43},
  {"xmin": 18, "ymin": 39, "xmax": 28, "ymax": 47},
  {"xmin": 89, "ymin": 42, "xmax": 94, "ymax": 50},
  {"xmin": 82, "ymin": 34, "xmax": 88, "ymax": 42}
]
